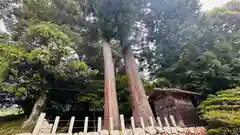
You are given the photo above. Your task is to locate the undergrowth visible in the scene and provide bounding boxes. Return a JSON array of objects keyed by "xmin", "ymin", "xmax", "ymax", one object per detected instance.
[
  {"xmin": 198, "ymin": 87, "xmax": 240, "ymax": 135},
  {"xmin": 0, "ymin": 115, "xmax": 33, "ymax": 135}
]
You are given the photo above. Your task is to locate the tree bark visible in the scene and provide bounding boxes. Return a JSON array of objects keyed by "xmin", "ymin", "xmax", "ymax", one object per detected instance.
[
  {"xmin": 22, "ymin": 93, "xmax": 47, "ymax": 128},
  {"xmin": 123, "ymin": 45, "xmax": 155, "ymax": 126},
  {"xmin": 103, "ymin": 40, "xmax": 120, "ymax": 129}
]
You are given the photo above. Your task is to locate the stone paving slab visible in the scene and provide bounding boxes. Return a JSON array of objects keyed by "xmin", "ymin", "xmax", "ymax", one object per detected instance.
[{"xmin": 16, "ymin": 127, "xmax": 207, "ymax": 135}]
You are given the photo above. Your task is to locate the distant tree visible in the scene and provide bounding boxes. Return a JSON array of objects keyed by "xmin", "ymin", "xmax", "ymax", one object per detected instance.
[{"xmin": 208, "ymin": 0, "xmax": 240, "ymax": 35}]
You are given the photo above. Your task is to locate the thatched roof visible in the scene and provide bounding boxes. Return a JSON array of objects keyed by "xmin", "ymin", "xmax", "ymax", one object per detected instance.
[{"xmin": 148, "ymin": 88, "xmax": 201, "ymax": 101}]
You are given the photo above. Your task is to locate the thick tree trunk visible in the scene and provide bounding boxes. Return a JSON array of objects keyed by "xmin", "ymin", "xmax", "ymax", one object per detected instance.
[
  {"xmin": 103, "ymin": 40, "xmax": 120, "ymax": 129},
  {"xmin": 123, "ymin": 46, "xmax": 155, "ymax": 126},
  {"xmin": 22, "ymin": 93, "xmax": 47, "ymax": 128}
]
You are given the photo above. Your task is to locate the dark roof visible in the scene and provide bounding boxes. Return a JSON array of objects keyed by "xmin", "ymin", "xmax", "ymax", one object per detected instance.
[
  {"xmin": 154, "ymin": 88, "xmax": 201, "ymax": 95},
  {"xmin": 148, "ymin": 88, "xmax": 201, "ymax": 101}
]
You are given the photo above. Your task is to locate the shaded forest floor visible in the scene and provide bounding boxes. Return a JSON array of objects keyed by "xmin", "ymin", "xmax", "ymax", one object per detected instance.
[{"xmin": 0, "ymin": 115, "xmax": 33, "ymax": 135}]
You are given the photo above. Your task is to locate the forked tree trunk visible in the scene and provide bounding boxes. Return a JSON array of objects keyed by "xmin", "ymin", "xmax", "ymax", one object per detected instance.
[
  {"xmin": 22, "ymin": 93, "xmax": 47, "ymax": 128},
  {"xmin": 123, "ymin": 45, "xmax": 156, "ymax": 126},
  {"xmin": 103, "ymin": 40, "xmax": 120, "ymax": 129}
]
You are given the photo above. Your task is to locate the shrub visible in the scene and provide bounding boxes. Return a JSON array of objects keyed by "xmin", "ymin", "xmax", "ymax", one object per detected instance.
[{"xmin": 198, "ymin": 87, "xmax": 240, "ymax": 135}]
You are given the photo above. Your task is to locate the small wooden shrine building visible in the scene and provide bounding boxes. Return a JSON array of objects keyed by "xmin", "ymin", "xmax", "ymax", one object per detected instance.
[{"xmin": 148, "ymin": 88, "xmax": 201, "ymax": 127}]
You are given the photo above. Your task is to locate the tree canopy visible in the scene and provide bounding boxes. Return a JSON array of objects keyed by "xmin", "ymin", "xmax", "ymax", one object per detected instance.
[
  {"xmin": 0, "ymin": 0, "xmax": 240, "ymax": 133},
  {"xmin": 140, "ymin": 0, "xmax": 240, "ymax": 96}
]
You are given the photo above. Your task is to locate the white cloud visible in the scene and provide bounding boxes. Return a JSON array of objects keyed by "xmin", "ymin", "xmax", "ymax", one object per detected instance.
[{"xmin": 200, "ymin": 0, "xmax": 231, "ymax": 11}]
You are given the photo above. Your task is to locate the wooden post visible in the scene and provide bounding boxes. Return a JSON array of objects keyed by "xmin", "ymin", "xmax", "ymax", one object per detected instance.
[
  {"xmin": 68, "ymin": 116, "xmax": 75, "ymax": 134},
  {"xmin": 120, "ymin": 114, "xmax": 126, "ymax": 131},
  {"xmin": 140, "ymin": 117, "xmax": 145, "ymax": 128},
  {"xmin": 131, "ymin": 117, "xmax": 135, "ymax": 129},
  {"xmin": 157, "ymin": 117, "xmax": 162, "ymax": 127},
  {"xmin": 32, "ymin": 113, "xmax": 46, "ymax": 135},
  {"xmin": 164, "ymin": 117, "xmax": 170, "ymax": 127},
  {"xmin": 109, "ymin": 117, "xmax": 113, "ymax": 131},
  {"xmin": 98, "ymin": 117, "xmax": 102, "ymax": 132},
  {"xmin": 84, "ymin": 117, "xmax": 89, "ymax": 133},
  {"xmin": 169, "ymin": 115, "xmax": 177, "ymax": 127},
  {"xmin": 149, "ymin": 116, "xmax": 154, "ymax": 127},
  {"xmin": 51, "ymin": 116, "xmax": 60, "ymax": 134}
]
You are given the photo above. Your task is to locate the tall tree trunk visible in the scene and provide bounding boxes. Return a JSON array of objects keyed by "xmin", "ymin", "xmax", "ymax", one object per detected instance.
[
  {"xmin": 103, "ymin": 40, "xmax": 120, "ymax": 129},
  {"xmin": 123, "ymin": 45, "xmax": 155, "ymax": 126},
  {"xmin": 22, "ymin": 93, "xmax": 47, "ymax": 128}
]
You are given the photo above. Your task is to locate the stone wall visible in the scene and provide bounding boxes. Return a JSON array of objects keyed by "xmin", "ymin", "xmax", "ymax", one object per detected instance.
[
  {"xmin": 17, "ymin": 127, "xmax": 207, "ymax": 135},
  {"xmin": 16, "ymin": 113, "xmax": 207, "ymax": 135},
  {"xmin": 79, "ymin": 127, "xmax": 206, "ymax": 135}
]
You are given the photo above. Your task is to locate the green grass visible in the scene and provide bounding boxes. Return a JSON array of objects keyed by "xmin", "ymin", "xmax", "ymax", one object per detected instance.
[
  {"xmin": 0, "ymin": 108, "xmax": 24, "ymax": 117},
  {"xmin": 0, "ymin": 116, "xmax": 33, "ymax": 135}
]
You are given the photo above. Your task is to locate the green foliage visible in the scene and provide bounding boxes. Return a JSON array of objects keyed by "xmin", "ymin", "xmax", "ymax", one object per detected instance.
[
  {"xmin": 142, "ymin": 0, "xmax": 206, "ymax": 75},
  {"xmin": 0, "ymin": 108, "xmax": 24, "ymax": 116},
  {"xmin": 20, "ymin": 0, "xmax": 85, "ymax": 27},
  {"xmin": 198, "ymin": 87, "xmax": 240, "ymax": 135},
  {"xmin": 23, "ymin": 22, "xmax": 74, "ymax": 55},
  {"xmin": 1, "ymin": 0, "xmax": 105, "ymax": 121},
  {"xmin": 88, "ymin": 0, "xmax": 147, "ymax": 43},
  {"xmin": 0, "ymin": 41, "xmax": 52, "ymax": 96},
  {"xmin": 0, "ymin": 21, "xmax": 98, "ymax": 100},
  {"xmin": 208, "ymin": 0, "xmax": 240, "ymax": 35},
  {"xmin": 153, "ymin": 77, "xmax": 171, "ymax": 88},
  {"xmin": 78, "ymin": 75, "xmax": 131, "ymax": 116},
  {"xmin": 2, "ymin": 0, "xmax": 240, "ymax": 133},
  {"xmin": 0, "ymin": 43, "xmax": 26, "ymax": 81},
  {"xmin": 26, "ymin": 22, "xmax": 73, "ymax": 46},
  {"xmin": 116, "ymin": 75, "xmax": 131, "ymax": 116},
  {"xmin": 141, "ymin": 0, "xmax": 240, "ymax": 95}
]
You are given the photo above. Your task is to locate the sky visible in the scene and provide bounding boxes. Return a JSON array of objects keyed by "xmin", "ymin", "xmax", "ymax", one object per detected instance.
[{"xmin": 200, "ymin": 0, "xmax": 231, "ymax": 10}]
